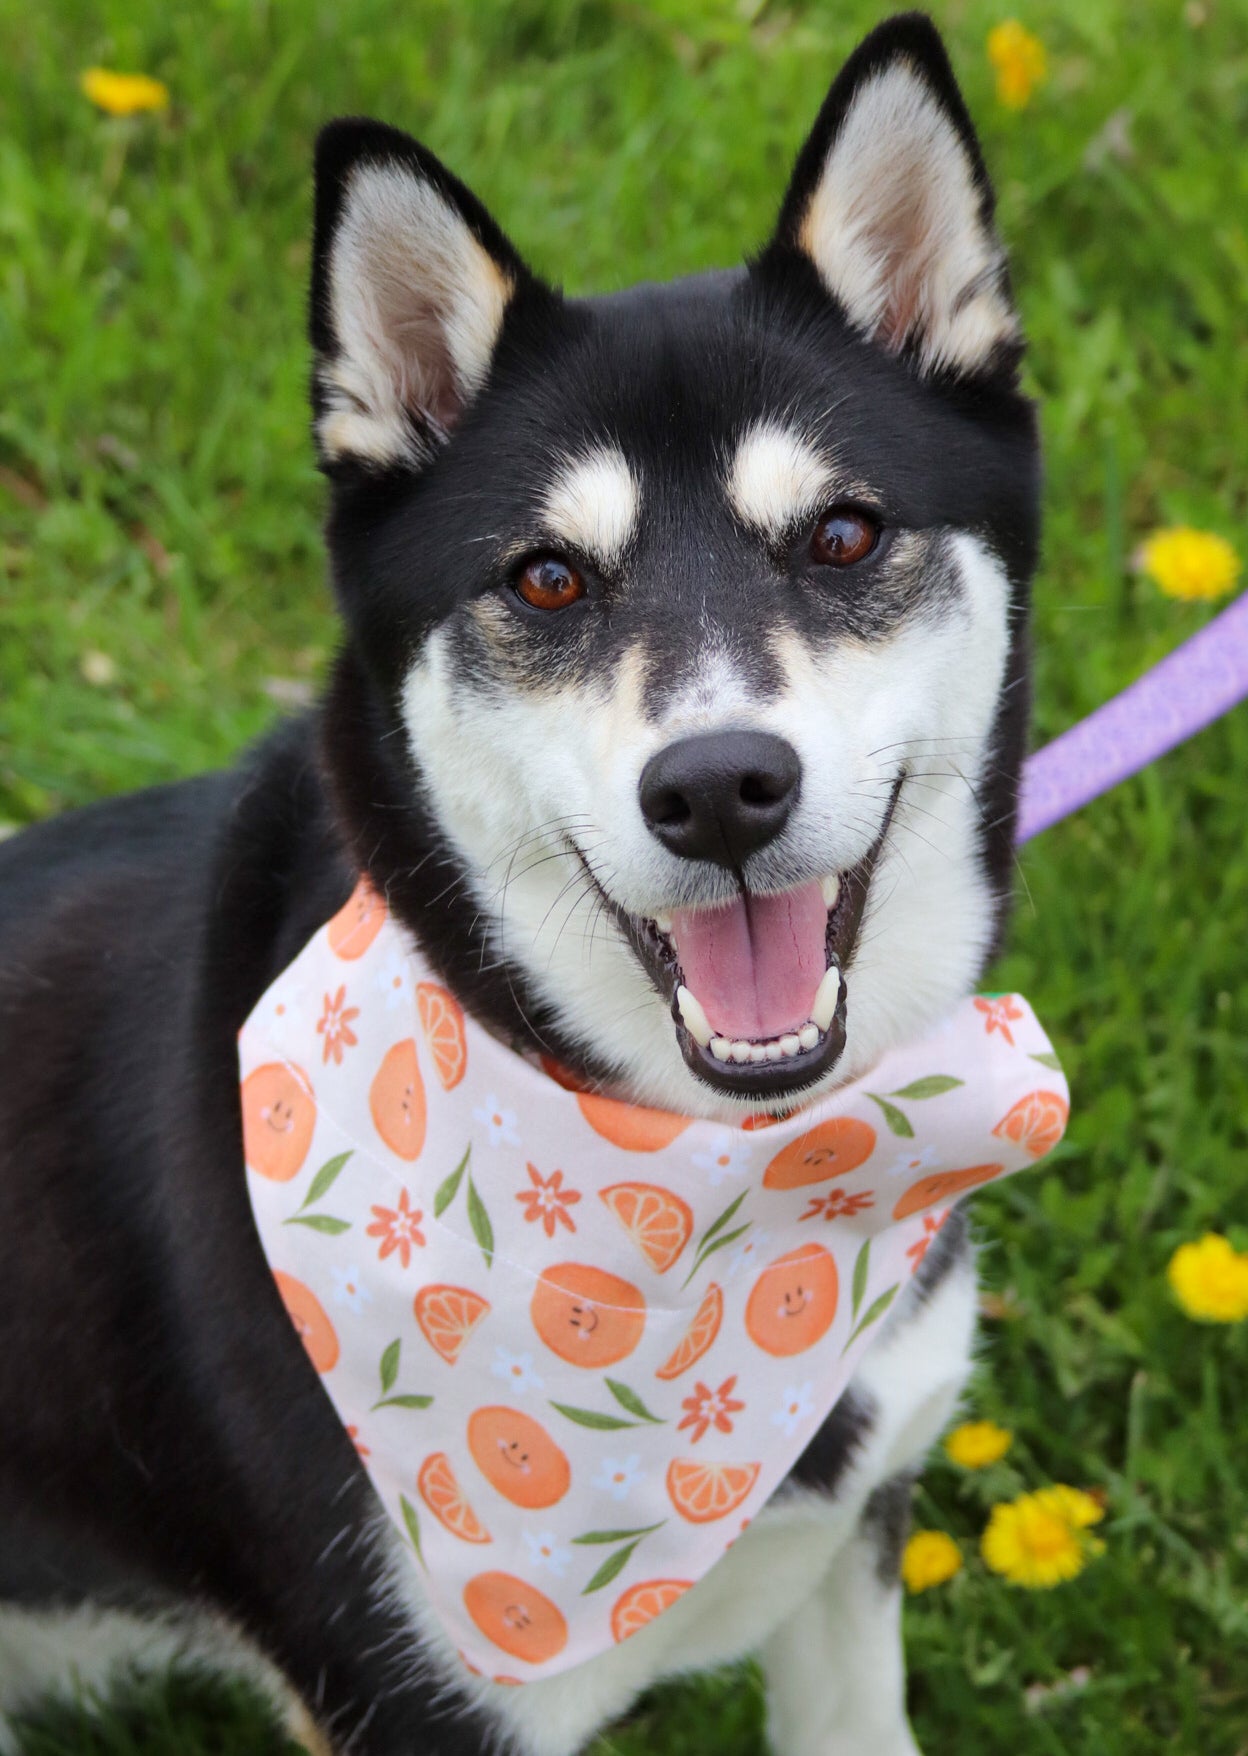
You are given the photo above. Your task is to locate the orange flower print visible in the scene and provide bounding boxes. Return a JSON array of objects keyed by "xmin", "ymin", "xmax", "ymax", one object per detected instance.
[
  {"xmin": 973, "ymin": 995, "xmax": 1023, "ymax": 1047},
  {"xmin": 678, "ymin": 1375, "xmax": 746, "ymax": 1444},
  {"xmin": 317, "ymin": 984, "xmax": 360, "ymax": 1064},
  {"xmin": 516, "ymin": 1164, "xmax": 581, "ymax": 1238},
  {"xmin": 907, "ymin": 1211, "xmax": 949, "ymax": 1271},
  {"xmin": 366, "ymin": 1186, "xmax": 427, "ymax": 1268},
  {"xmin": 345, "ymin": 1423, "xmax": 371, "ymax": 1460},
  {"xmin": 800, "ymin": 1187, "xmax": 875, "ymax": 1224}
]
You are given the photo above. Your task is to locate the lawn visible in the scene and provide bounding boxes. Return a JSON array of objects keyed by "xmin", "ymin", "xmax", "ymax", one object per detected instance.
[{"xmin": 2, "ymin": 0, "xmax": 1246, "ymax": 1751}]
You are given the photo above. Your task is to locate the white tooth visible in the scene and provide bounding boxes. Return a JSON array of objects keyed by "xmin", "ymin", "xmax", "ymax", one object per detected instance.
[
  {"xmin": 799, "ymin": 1023, "xmax": 820, "ymax": 1050},
  {"xmin": 654, "ymin": 912, "xmax": 673, "ymax": 934},
  {"xmin": 780, "ymin": 1034, "xmax": 802, "ymax": 1057},
  {"xmin": 749, "ymin": 1044, "xmax": 767, "ymax": 1063},
  {"xmin": 765, "ymin": 1041, "xmax": 784, "ymax": 1061},
  {"xmin": 676, "ymin": 985, "xmax": 713, "ymax": 1047},
  {"xmin": 710, "ymin": 1036, "xmax": 732, "ymax": 1062},
  {"xmin": 730, "ymin": 1041, "xmax": 753, "ymax": 1064},
  {"xmin": 820, "ymin": 874, "xmax": 841, "ymax": 909},
  {"xmin": 811, "ymin": 965, "xmax": 841, "ymax": 1032}
]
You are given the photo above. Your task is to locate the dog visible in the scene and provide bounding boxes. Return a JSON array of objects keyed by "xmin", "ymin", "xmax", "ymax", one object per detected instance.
[{"xmin": 0, "ymin": 14, "xmax": 1039, "ymax": 1753}]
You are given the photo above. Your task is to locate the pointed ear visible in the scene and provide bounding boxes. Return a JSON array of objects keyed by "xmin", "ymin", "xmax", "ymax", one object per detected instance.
[
  {"xmin": 310, "ymin": 120, "xmax": 536, "ymax": 470},
  {"xmin": 767, "ymin": 14, "xmax": 1020, "ymax": 380}
]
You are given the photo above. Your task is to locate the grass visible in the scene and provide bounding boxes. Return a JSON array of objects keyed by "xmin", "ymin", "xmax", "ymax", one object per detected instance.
[{"xmin": 2, "ymin": 0, "xmax": 1246, "ymax": 1751}]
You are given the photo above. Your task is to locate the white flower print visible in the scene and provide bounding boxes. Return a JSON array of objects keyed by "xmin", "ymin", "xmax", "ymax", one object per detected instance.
[
  {"xmin": 593, "ymin": 1454, "xmax": 644, "ymax": 1502},
  {"xmin": 724, "ymin": 1229, "xmax": 772, "ymax": 1282},
  {"xmin": 329, "ymin": 1264, "xmax": 372, "ymax": 1315},
  {"xmin": 522, "ymin": 1531, "xmax": 571, "ymax": 1578},
  {"xmin": 691, "ymin": 1129, "xmax": 753, "ymax": 1188},
  {"xmin": 771, "ymin": 1382, "xmax": 816, "ymax": 1437},
  {"xmin": 473, "ymin": 1093, "xmax": 520, "ymax": 1149},
  {"xmin": 886, "ymin": 1144, "xmax": 940, "ymax": 1180},
  {"xmin": 491, "ymin": 1348, "xmax": 544, "ymax": 1395},
  {"xmin": 375, "ymin": 949, "xmax": 411, "ymax": 1011}
]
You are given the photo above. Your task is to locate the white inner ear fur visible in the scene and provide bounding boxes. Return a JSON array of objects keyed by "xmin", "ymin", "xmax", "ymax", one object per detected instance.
[
  {"xmin": 542, "ymin": 446, "xmax": 640, "ymax": 569},
  {"xmin": 318, "ymin": 161, "xmax": 513, "ymax": 467},
  {"xmin": 726, "ymin": 422, "xmax": 835, "ymax": 540},
  {"xmin": 798, "ymin": 61, "xmax": 1017, "ymax": 377}
]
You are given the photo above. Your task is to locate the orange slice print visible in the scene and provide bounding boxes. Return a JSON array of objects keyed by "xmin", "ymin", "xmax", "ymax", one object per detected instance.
[
  {"xmin": 241, "ymin": 1063, "xmax": 316, "ymax": 1183},
  {"xmin": 327, "ymin": 877, "xmax": 387, "ymax": 960},
  {"xmin": 467, "ymin": 1407, "xmax": 571, "ymax": 1510},
  {"xmin": 762, "ymin": 1117, "xmax": 876, "ymax": 1189},
  {"xmin": 417, "ymin": 1452, "xmax": 492, "ymax": 1544},
  {"xmin": 600, "ymin": 1183, "xmax": 694, "ymax": 1274},
  {"xmin": 369, "ymin": 1040, "xmax": 427, "ymax": 1162},
  {"xmin": 416, "ymin": 982, "xmax": 468, "ymax": 1091},
  {"xmin": 892, "ymin": 1164, "xmax": 1003, "ymax": 1220},
  {"xmin": 666, "ymin": 1458, "xmax": 760, "ymax": 1524},
  {"xmin": 610, "ymin": 1578, "xmax": 693, "ymax": 1643},
  {"xmin": 655, "ymin": 1282, "xmax": 723, "ymax": 1381},
  {"xmin": 272, "ymin": 1271, "xmax": 339, "ymax": 1374},
  {"xmin": 413, "ymin": 1284, "xmax": 490, "ymax": 1365},
  {"xmin": 744, "ymin": 1243, "xmax": 839, "ymax": 1357},
  {"xmin": 991, "ymin": 1089, "xmax": 1069, "ymax": 1158},
  {"xmin": 530, "ymin": 1264, "xmax": 646, "ymax": 1369},
  {"xmin": 576, "ymin": 1092, "xmax": 690, "ymax": 1152},
  {"xmin": 462, "ymin": 1571, "xmax": 568, "ymax": 1666}
]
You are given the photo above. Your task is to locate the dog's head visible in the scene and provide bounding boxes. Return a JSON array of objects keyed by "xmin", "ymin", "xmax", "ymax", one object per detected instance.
[{"xmin": 311, "ymin": 14, "xmax": 1039, "ymax": 1120}]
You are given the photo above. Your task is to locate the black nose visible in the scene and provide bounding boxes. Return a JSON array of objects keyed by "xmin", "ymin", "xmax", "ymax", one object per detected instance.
[{"xmin": 639, "ymin": 730, "xmax": 801, "ymax": 868}]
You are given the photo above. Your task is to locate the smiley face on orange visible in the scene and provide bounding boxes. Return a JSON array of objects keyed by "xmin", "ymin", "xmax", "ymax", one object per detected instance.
[
  {"xmin": 744, "ymin": 1243, "xmax": 839, "ymax": 1357},
  {"xmin": 326, "ymin": 877, "xmax": 387, "ymax": 960},
  {"xmin": 462, "ymin": 1571, "xmax": 568, "ymax": 1665},
  {"xmin": 467, "ymin": 1407, "xmax": 570, "ymax": 1510},
  {"xmin": 271, "ymin": 1270, "xmax": 339, "ymax": 1373},
  {"xmin": 762, "ymin": 1117, "xmax": 876, "ymax": 1189},
  {"xmin": 369, "ymin": 1039, "xmax": 427, "ymax": 1162},
  {"xmin": 241, "ymin": 1063, "xmax": 316, "ymax": 1182},
  {"xmin": 530, "ymin": 1264, "xmax": 646, "ymax": 1369},
  {"xmin": 892, "ymin": 1164, "xmax": 1002, "ymax": 1219}
]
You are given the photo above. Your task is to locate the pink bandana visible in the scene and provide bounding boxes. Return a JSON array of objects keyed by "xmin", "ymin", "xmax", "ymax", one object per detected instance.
[{"xmin": 238, "ymin": 880, "xmax": 1068, "ymax": 1682}]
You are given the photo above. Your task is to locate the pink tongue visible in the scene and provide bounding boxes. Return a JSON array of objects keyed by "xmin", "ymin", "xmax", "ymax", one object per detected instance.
[{"xmin": 669, "ymin": 880, "xmax": 828, "ymax": 1041}]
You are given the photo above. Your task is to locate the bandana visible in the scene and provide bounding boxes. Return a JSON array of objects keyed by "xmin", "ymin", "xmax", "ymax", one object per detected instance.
[{"xmin": 239, "ymin": 879, "xmax": 1068, "ymax": 1683}]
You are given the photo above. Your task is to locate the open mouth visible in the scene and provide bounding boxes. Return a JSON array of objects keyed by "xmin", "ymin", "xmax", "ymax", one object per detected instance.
[{"xmin": 611, "ymin": 776, "xmax": 902, "ymax": 1100}]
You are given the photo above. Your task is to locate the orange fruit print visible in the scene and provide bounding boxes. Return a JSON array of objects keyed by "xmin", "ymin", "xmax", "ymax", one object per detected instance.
[
  {"xmin": 462, "ymin": 1571, "xmax": 568, "ymax": 1665},
  {"xmin": 762, "ymin": 1116, "xmax": 876, "ymax": 1189},
  {"xmin": 417, "ymin": 1452, "xmax": 492, "ymax": 1544},
  {"xmin": 272, "ymin": 1270, "xmax": 339, "ymax": 1373},
  {"xmin": 600, "ymin": 1182, "xmax": 694, "ymax": 1274},
  {"xmin": 326, "ymin": 877, "xmax": 387, "ymax": 960},
  {"xmin": 416, "ymin": 982, "xmax": 468, "ymax": 1091},
  {"xmin": 666, "ymin": 1458, "xmax": 760, "ymax": 1524},
  {"xmin": 744, "ymin": 1242, "xmax": 839, "ymax": 1357},
  {"xmin": 655, "ymin": 1282, "xmax": 723, "ymax": 1381},
  {"xmin": 467, "ymin": 1407, "xmax": 571, "ymax": 1510},
  {"xmin": 892, "ymin": 1164, "xmax": 1002, "ymax": 1220},
  {"xmin": 368, "ymin": 1039, "xmax": 427, "ymax": 1161},
  {"xmin": 413, "ymin": 1284, "xmax": 490, "ymax": 1364},
  {"xmin": 992, "ymin": 1088, "xmax": 1069, "ymax": 1158},
  {"xmin": 575, "ymin": 1092, "xmax": 690, "ymax": 1152},
  {"xmin": 610, "ymin": 1578, "xmax": 693, "ymax": 1642},
  {"xmin": 530, "ymin": 1263, "xmax": 647, "ymax": 1368},
  {"xmin": 241, "ymin": 1063, "xmax": 316, "ymax": 1183}
]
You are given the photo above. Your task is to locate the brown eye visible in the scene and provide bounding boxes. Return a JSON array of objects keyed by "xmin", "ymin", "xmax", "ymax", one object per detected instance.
[
  {"xmin": 810, "ymin": 507, "xmax": 880, "ymax": 568},
  {"xmin": 514, "ymin": 556, "xmax": 586, "ymax": 611}
]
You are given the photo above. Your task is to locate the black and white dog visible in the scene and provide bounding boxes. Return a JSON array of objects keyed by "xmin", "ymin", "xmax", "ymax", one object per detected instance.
[{"xmin": 0, "ymin": 15, "xmax": 1038, "ymax": 1753}]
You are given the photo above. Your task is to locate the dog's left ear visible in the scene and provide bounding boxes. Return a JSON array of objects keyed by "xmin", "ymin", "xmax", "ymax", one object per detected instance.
[{"xmin": 766, "ymin": 13, "xmax": 1020, "ymax": 380}]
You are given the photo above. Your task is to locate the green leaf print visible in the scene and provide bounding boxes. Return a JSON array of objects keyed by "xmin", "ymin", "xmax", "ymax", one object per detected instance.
[
  {"xmin": 866, "ymin": 1094, "xmax": 914, "ymax": 1138},
  {"xmin": 844, "ymin": 1283, "xmax": 900, "ymax": 1351},
  {"xmin": 571, "ymin": 1523, "xmax": 666, "ymax": 1545},
  {"xmin": 399, "ymin": 1493, "xmax": 425, "ymax": 1567},
  {"xmin": 373, "ymin": 1393, "xmax": 434, "ymax": 1411},
  {"xmin": 582, "ymin": 1538, "xmax": 643, "ymax": 1595},
  {"xmin": 1030, "ymin": 1050, "xmax": 1063, "ymax": 1071},
  {"xmin": 433, "ymin": 1145, "xmax": 470, "ymax": 1218},
  {"xmin": 466, "ymin": 1174, "xmax": 494, "ymax": 1269},
  {"xmin": 604, "ymin": 1380, "xmax": 664, "ymax": 1424},
  {"xmin": 550, "ymin": 1402, "xmax": 641, "ymax": 1431},
  {"xmin": 850, "ymin": 1239, "xmax": 871, "ymax": 1323},
  {"xmin": 379, "ymin": 1338, "xmax": 401, "ymax": 1396},
  {"xmin": 283, "ymin": 1213, "xmax": 351, "ymax": 1234},
  {"xmin": 682, "ymin": 1191, "xmax": 752, "ymax": 1288},
  {"xmin": 888, "ymin": 1076, "xmax": 964, "ymax": 1100},
  {"xmin": 299, "ymin": 1150, "xmax": 353, "ymax": 1212}
]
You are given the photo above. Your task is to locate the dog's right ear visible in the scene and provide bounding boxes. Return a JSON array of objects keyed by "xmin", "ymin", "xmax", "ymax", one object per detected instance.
[{"xmin": 310, "ymin": 120, "xmax": 539, "ymax": 472}]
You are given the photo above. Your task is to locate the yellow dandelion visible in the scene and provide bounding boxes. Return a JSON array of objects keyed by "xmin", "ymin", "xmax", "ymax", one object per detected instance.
[
  {"xmin": 982, "ymin": 1485, "xmax": 1105, "ymax": 1589},
  {"xmin": 901, "ymin": 1530, "xmax": 963, "ymax": 1594},
  {"xmin": 944, "ymin": 1420, "xmax": 1013, "ymax": 1469},
  {"xmin": 80, "ymin": 68, "xmax": 170, "ymax": 117},
  {"xmin": 1167, "ymin": 1234, "xmax": 1248, "ymax": 1323},
  {"xmin": 986, "ymin": 21, "xmax": 1047, "ymax": 110},
  {"xmin": 1139, "ymin": 527, "xmax": 1240, "ymax": 602}
]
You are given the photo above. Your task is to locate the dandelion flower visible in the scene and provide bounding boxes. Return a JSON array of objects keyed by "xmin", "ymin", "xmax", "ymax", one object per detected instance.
[
  {"xmin": 80, "ymin": 68, "xmax": 169, "ymax": 117},
  {"xmin": 901, "ymin": 1530, "xmax": 963, "ymax": 1594},
  {"xmin": 1139, "ymin": 527, "xmax": 1240, "ymax": 602},
  {"xmin": 982, "ymin": 1485, "xmax": 1105, "ymax": 1588},
  {"xmin": 1167, "ymin": 1234, "xmax": 1248, "ymax": 1323},
  {"xmin": 986, "ymin": 22, "xmax": 1047, "ymax": 110},
  {"xmin": 944, "ymin": 1420, "xmax": 1013, "ymax": 1469}
]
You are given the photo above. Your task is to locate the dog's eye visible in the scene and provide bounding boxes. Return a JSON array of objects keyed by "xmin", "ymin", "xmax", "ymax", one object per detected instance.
[
  {"xmin": 810, "ymin": 508, "xmax": 880, "ymax": 568},
  {"xmin": 514, "ymin": 556, "xmax": 587, "ymax": 612}
]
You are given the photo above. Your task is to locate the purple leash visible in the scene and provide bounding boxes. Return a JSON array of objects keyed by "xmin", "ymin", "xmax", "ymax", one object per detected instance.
[{"xmin": 1016, "ymin": 591, "xmax": 1248, "ymax": 843}]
